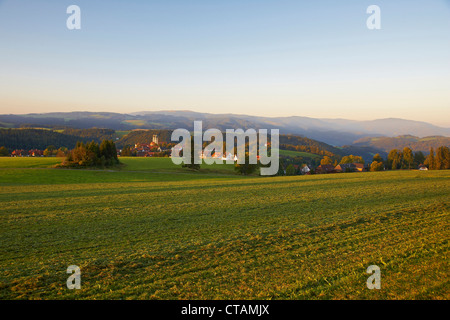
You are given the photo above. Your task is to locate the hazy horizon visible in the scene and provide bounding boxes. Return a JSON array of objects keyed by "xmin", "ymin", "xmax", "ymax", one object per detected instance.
[
  {"xmin": 0, "ymin": 0, "xmax": 449, "ymax": 126},
  {"xmin": 2, "ymin": 108, "xmax": 450, "ymax": 129}
]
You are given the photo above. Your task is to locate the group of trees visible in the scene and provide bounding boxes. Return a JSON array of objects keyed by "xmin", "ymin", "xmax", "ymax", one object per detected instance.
[
  {"xmin": 340, "ymin": 155, "xmax": 364, "ymax": 164},
  {"xmin": 369, "ymin": 153, "xmax": 385, "ymax": 171},
  {"xmin": 43, "ymin": 145, "xmax": 69, "ymax": 157},
  {"xmin": 320, "ymin": 154, "xmax": 364, "ymax": 166},
  {"xmin": 387, "ymin": 147, "xmax": 427, "ymax": 170},
  {"xmin": 62, "ymin": 140, "xmax": 119, "ymax": 167},
  {"xmin": 371, "ymin": 146, "xmax": 450, "ymax": 171},
  {"xmin": 424, "ymin": 146, "xmax": 450, "ymax": 170}
]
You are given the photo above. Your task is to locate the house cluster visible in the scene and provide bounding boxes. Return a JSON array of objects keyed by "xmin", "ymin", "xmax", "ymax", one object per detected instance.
[
  {"xmin": 132, "ymin": 142, "xmax": 162, "ymax": 157},
  {"xmin": 315, "ymin": 162, "xmax": 366, "ymax": 174},
  {"xmin": 200, "ymin": 152, "xmax": 239, "ymax": 161},
  {"xmin": 10, "ymin": 149, "xmax": 44, "ymax": 157},
  {"xmin": 123, "ymin": 135, "xmax": 170, "ymax": 157},
  {"xmin": 170, "ymin": 144, "xmax": 240, "ymax": 162}
]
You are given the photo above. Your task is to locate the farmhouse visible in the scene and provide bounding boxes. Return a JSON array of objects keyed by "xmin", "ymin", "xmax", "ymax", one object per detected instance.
[
  {"xmin": 301, "ymin": 165, "xmax": 311, "ymax": 175},
  {"xmin": 315, "ymin": 164, "xmax": 335, "ymax": 174},
  {"xmin": 335, "ymin": 163, "xmax": 366, "ymax": 173},
  {"xmin": 11, "ymin": 149, "xmax": 27, "ymax": 157},
  {"xmin": 335, "ymin": 163, "xmax": 357, "ymax": 173}
]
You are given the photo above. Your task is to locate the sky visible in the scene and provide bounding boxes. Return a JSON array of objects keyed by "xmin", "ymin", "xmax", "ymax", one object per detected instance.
[{"xmin": 0, "ymin": 0, "xmax": 449, "ymax": 126}]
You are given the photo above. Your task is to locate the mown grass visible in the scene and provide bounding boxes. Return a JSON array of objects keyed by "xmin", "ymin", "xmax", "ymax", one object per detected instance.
[{"xmin": 0, "ymin": 158, "xmax": 448, "ymax": 300}]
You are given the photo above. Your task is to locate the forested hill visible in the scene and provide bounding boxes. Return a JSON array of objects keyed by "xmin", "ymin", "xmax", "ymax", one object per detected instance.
[
  {"xmin": 0, "ymin": 128, "xmax": 119, "ymax": 150},
  {"xmin": 0, "ymin": 129, "xmax": 86, "ymax": 150},
  {"xmin": 61, "ymin": 128, "xmax": 116, "ymax": 143},
  {"xmin": 352, "ymin": 135, "xmax": 450, "ymax": 153},
  {"xmin": 279, "ymin": 135, "xmax": 343, "ymax": 157}
]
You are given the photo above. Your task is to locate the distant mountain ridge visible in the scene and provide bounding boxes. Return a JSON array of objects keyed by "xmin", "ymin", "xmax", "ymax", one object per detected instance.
[{"xmin": 0, "ymin": 111, "xmax": 449, "ymax": 146}]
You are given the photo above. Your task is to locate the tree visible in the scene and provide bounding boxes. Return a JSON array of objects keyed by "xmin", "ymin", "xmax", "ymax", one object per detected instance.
[
  {"xmin": 340, "ymin": 155, "xmax": 364, "ymax": 164},
  {"xmin": 435, "ymin": 146, "xmax": 450, "ymax": 170},
  {"xmin": 0, "ymin": 146, "xmax": 9, "ymax": 157},
  {"xmin": 56, "ymin": 147, "xmax": 68, "ymax": 157},
  {"xmin": 121, "ymin": 146, "xmax": 132, "ymax": 157},
  {"xmin": 182, "ymin": 138, "xmax": 200, "ymax": 170},
  {"xmin": 402, "ymin": 147, "xmax": 413, "ymax": 169},
  {"xmin": 424, "ymin": 147, "xmax": 435, "ymax": 170},
  {"xmin": 286, "ymin": 164, "xmax": 296, "ymax": 176},
  {"xmin": 413, "ymin": 151, "xmax": 425, "ymax": 167},
  {"xmin": 320, "ymin": 156, "xmax": 333, "ymax": 165},
  {"xmin": 235, "ymin": 152, "xmax": 258, "ymax": 175},
  {"xmin": 43, "ymin": 145, "xmax": 57, "ymax": 157},
  {"xmin": 387, "ymin": 149, "xmax": 401, "ymax": 170},
  {"xmin": 372, "ymin": 153, "xmax": 384, "ymax": 163},
  {"xmin": 370, "ymin": 161, "xmax": 384, "ymax": 171}
]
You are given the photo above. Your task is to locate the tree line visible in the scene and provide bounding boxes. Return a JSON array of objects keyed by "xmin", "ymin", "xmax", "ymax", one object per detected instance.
[{"xmin": 369, "ymin": 146, "xmax": 450, "ymax": 171}]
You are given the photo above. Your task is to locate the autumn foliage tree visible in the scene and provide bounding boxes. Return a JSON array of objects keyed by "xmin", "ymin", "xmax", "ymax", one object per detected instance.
[
  {"xmin": 424, "ymin": 147, "xmax": 435, "ymax": 170},
  {"xmin": 387, "ymin": 149, "xmax": 402, "ymax": 170},
  {"xmin": 370, "ymin": 153, "xmax": 385, "ymax": 171},
  {"xmin": 434, "ymin": 146, "xmax": 450, "ymax": 170},
  {"xmin": 402, "ymin": 147, "xmax": 414, "ymax": 169},
  {"xmin": 320, "ymin": 156, "xmax": 333, "ymax": 165},
  {"xmin": 340, "ymin": 155, "xmax": 364, "ymax": 165}
]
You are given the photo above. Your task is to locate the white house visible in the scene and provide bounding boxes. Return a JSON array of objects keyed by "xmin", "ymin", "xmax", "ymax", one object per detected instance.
[{"xmin": 301, "ymin": 165, "xmax": 311, "ymax": 174}]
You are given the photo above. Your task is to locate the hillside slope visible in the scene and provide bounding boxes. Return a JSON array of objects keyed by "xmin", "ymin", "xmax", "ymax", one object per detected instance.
[{"xmin": 352, "ymin": 135, "xmax": 450, "ymax": 153}]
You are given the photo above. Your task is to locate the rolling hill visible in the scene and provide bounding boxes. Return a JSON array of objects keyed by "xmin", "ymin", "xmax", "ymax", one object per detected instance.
[
  {"xmin": 1, "ymin": 111, "xmax": 449, "ymax": 146},
  {"xmin": 352, "ymin": 135, "xmax": 450, "ymax": 153}
]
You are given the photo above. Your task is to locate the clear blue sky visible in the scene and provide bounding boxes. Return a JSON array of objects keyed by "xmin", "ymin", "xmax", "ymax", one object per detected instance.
[{"xmin": 0, "ymin": 0, "xmax": 449, "ymax": 126}]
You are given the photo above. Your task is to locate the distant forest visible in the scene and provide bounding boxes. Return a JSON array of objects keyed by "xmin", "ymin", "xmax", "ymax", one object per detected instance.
[{"xmin": 0, "ymin": 129, "xmax": 84, "ymax": 150}]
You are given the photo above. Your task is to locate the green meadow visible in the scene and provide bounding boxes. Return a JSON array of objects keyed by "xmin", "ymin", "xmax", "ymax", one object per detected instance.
[
  {"xmin": 279, "ymin": 149, "xmax": 321, "ymax": 159},
  {"xmin": 0, "ymin": 157, "xmax": 448, "ymax": 299}
]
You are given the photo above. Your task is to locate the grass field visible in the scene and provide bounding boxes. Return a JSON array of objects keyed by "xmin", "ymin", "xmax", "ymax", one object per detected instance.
[
  {"xmin": 0, "ymin": 157, "xmax": 448, "ymax": 300},
  {"xmin": 279, "ymin": 149, "xmax": 321, "ymax": 159}
]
